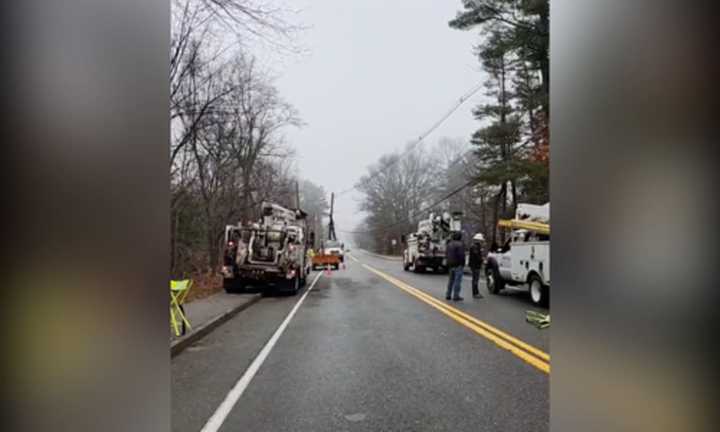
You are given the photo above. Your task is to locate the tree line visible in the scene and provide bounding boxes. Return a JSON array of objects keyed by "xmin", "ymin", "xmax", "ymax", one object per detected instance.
[
  {"xmin": 356, "ymin": 0, "xmax": 549, "ymax": 251},
  {"xmin": 170, "ymin": 0, "xmax": 327, "ymax": 277}
]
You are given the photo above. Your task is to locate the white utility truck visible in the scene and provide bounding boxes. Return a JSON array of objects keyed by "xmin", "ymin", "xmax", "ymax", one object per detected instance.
[
  {"xmin": 485, "ymin": 203, "xmax": 550, "ymax": 306},
  {"xmin": 324, "ymin": 240, "xmax": 345, "ymax": 263},
  {"xmin": 222, "ymin": 202, "xmax": 312, "ymax": 295},
  {"xmin": 402, "ymin": 211, "xmax": 462, "ymax": 273}
]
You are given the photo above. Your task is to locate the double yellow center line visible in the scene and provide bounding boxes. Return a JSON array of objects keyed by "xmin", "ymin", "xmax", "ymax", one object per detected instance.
[{"xmin": 362, "ymin": 263, "xmax": 550, "ymax": 374}]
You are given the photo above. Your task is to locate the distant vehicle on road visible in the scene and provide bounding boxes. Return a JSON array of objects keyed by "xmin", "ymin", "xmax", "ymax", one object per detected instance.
[
  {"xmin": 312, "ymin": 240, "xmax": 344, "ymax": 270},
  {"xmin": 311, "ymin": 192, "xmax": 344, "ymax": 271},
  {"xmin": 402, "ymin": 211, "xmax": 462, "ymax": 273},
  {"xmin": 485, "ymin": 203, "xmax": 550, "ymax": 306}
]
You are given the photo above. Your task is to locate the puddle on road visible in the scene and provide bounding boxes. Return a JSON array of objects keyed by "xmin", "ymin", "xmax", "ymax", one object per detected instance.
[{"xmin": 344, "ymin": 413, "xmax": 367, "ymax": 422}]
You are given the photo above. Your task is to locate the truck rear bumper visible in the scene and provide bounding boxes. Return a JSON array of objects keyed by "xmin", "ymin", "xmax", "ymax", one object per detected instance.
[
  {"xmin": 312, "ymin": 255, "xmax": 341, "ymax": 267},
  {"xmin": 223, "ymin": 265, "xmax": 294, "ymax": 283},
  {"xmin": 416, "ymin": 257, "xmax": 446, "ymax": 267}
]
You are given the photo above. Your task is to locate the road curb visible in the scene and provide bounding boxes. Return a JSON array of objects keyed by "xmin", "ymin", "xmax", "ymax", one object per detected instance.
[{"xmin": 171, "ymin": 293, "xmax": 262, "ymax": 358}]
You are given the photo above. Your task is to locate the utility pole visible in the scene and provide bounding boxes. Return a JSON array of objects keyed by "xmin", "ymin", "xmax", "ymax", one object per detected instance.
[
  {"xmin": 328, "ymin": 192, "xmax": 337, "ymax": 242},
  {"xmin": 295, "ymin": 181, "xmax": 300, "ymax": 209}
]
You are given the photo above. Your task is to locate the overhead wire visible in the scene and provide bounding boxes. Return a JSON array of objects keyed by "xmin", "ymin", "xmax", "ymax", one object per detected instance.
[
  {"xmin": 334, "ymin": 82, "xmax": 483, "ymax": 198},
  {"xmin": 337, "ymin": 178, "xmax": 479, "ymax": 236}
]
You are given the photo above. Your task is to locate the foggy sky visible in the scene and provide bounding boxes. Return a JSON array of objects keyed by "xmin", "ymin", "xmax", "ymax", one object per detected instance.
[{"xmin": 270, "ymin": 0, "xmax": 486, "ymax": 240}]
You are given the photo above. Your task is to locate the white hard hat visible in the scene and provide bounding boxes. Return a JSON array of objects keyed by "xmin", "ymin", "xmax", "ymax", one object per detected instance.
[{"xmin": 473, "ymin": 233, "xmax": 485, "ymax": 241}]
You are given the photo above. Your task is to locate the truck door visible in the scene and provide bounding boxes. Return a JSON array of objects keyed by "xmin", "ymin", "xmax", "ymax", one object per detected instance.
[{"xmin": 497, "ymin": 238, "xmax": 513, "ymax": 279}]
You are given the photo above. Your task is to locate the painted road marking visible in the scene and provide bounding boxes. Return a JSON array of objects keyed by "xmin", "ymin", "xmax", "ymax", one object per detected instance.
[
  {"xmin": 348, "ymin": 254, "xmax": 360, "ymax": 263},
  {"xmin": 362, "ymin": 263, "xmax": 550, "ymax": 374},
  {"xmin": 199, "ymin": 271, "xmax": 324, "ymax": 432}
]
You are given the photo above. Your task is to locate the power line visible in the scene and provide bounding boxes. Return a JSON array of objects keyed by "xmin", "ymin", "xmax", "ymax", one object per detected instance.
[
  {"xmin": 333, "ymin": 151, "xmax": 476, "ymax": 236},
  {"xmin": 337, "ymin": 178, "xmax": 478, "ymax": 236},
  {"xmin": 335, "ymin": 82, "xmax": 483, "ymax": 198}
]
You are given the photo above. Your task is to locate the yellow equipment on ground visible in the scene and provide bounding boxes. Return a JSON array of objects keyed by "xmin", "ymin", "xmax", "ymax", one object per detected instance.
[{"xmin": 170, "ymin": 279, "xmax": 192, "ymax": 336}]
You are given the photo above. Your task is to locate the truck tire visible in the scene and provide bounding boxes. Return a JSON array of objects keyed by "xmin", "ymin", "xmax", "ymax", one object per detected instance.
[
  {"xmin": 528, "ymin": 273, "xmax": 548, "ymax": 306},
  {"xmin": 289, "ymin": 274, "xmax": 300, "ymax": 295},
  {"xmin": 486, "ymin": 265, "xmax": 504, "ymax": 294},
  {"xmin": 403, "ymin": 257, "xmax": 410, "ymax": 271}
]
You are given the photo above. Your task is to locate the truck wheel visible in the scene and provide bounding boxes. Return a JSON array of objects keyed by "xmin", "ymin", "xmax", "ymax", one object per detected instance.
[
  {"xmin": 486, "ymin": 266, "xmax": 504, "ymax": 294},
  {"xmin": 528, "ymin": 274, "xmax": 548, "ymax": 306},
  {"xmin": 412, "ymin": 259, "xmax": 422, "ymax": 273},
  {"xmin": 403, "ymin": 257, "xmax": 410, "ymax": 271},
  {"xmin": 289, "ymin": 274, "xmax": 300, "ymax": 295}
]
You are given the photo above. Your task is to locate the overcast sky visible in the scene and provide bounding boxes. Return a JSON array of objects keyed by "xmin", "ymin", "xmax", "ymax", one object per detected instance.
[{"xmin": 268, "ymin": 0, "xmax": 486, "ymax": 239}]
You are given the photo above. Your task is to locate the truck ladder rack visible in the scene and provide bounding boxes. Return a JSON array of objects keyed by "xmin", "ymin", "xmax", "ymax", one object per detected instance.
[{"xmin": 497, "ymin": 219, "xmax": 550, "ymax": 235}]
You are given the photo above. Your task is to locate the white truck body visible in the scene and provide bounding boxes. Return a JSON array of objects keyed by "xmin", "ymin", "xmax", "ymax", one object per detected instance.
[
  {"xmin": 323, "ymin": 240, "xmax": 344, "ymax": 262},
  {"xmin": 403, "ymin": 211, "xmax": 462, "ymax": 273},
  {"xmin": 222, "ymin": 201, "xmax": 311, "ymax": 294},
  {"xmin": 486, "ymin": 203, "xmax": 550, "ymax": 306},
  {"xmin": 516, "ymin": 203, "xmax": 549, "ymax": 222}
]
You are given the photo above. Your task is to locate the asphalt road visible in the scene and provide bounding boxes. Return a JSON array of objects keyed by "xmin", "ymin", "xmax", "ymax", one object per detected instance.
[{"xmin": 172, "ymin": 250, "xmax": 549, "ymax": 432}]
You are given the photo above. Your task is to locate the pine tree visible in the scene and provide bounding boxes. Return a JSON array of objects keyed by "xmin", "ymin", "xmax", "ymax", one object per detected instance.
[
  {"xmin": 470, "ymin": 30, "xmax": 523, "ymax": 244},
  {"xmin": 450, "ymin": 0, "xmax": 549, "ymax": 242}
]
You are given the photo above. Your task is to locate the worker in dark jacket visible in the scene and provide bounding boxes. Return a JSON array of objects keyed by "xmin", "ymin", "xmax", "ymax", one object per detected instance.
[
  {"xmin": 468, "ymin": 233, "xmax": 485, "ymax": 298},
  {"xmin": 445, "ymin": 231, "xmax": 466, "ymax": 301}
]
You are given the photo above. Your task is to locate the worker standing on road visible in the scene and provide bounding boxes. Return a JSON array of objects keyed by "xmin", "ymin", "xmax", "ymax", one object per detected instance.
[
  {"xmin": 445, "ymin": 231, "xmax": 466, "ymax": 301},
  {"xmin": 469, "ymin": 234, "xmax": 485, "ymax": 299}
]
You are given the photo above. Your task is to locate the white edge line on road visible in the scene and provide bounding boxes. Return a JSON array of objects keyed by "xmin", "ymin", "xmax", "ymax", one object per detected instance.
[{"xmin": 199, "ymin": 271, "xmax": 323, "ymax": 432}]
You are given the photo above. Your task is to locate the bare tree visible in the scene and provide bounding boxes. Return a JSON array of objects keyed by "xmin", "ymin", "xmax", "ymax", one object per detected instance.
[
  {"xmin": 357, "ymin": 144, "xmax": 441, "ymax": 254},
  {"xmin": 170, "ymin": 0, "xmax": 302, "ymax": 168},
  {"xmin": 299, "ymin": 180, "xmax": 330, "ymax": 249},
  {"xmin": 171, "ymin": 54, "xmax": 300, "ymax": 273},
  {"xmin": 170, "ymin": 0, "xmax": 304, "ymax": 276},
  {"xmin": 220, "ymin": 55, "xmax": 302, "ymax": 220}
]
